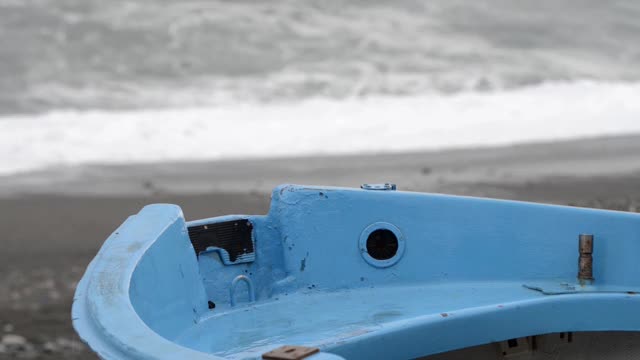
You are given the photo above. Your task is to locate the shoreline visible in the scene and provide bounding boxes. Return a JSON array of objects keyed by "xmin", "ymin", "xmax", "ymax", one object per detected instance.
[{"xmin": 2, "ymin": 133, "xmax": 640, "ymax": 198}]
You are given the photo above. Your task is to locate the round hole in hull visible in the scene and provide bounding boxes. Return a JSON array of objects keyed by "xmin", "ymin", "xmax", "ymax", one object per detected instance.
[
  {"xmin": 359, "ymin": 222, "xmax": 405, "ymax": 268},
  {"xmin": 366, "ymin": 229, "xmax": 399, "ymax": 260}
]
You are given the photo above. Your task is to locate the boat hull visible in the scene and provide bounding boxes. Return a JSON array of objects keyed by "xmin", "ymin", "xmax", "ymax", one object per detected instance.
[{"xmin": 73, "ymin": 185, "xmax": 640, "ymax": 359}]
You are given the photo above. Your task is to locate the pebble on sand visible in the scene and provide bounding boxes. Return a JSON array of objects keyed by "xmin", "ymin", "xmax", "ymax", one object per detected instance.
[
  {"xmin": 1, "ymin": 334, "xmax": 37, "ymax": 357},
  {"xmin": 1, "ymin": 334, "xmax": 27, "ymax": 347}
]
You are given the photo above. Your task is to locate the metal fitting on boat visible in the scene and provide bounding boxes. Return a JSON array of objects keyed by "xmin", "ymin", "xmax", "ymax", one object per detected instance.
[
  {"xmin": 360, "ymin": 183, "xmax": 397, "ymax": 191},
  {"xmin": 359, "ymin": 222, "xmax": 405, "ymax": 268},
  {"xmin": 578, "ymin": 234, "xmax": 594, "ymax": 282},
  {"xmin": 230, "ymin": 275, "xmax": 255, "ymax": 307}
]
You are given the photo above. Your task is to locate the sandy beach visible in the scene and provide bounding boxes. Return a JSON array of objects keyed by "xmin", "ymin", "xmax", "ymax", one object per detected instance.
[{"xmin": 1, "ymin": 134, "xmax": 640, "ymax": 359}]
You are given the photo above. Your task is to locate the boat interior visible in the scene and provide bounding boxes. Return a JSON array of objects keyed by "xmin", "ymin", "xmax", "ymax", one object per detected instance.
[{"xmin": 73, "ymin": 184, "xmax": 640, "ymax": 359}]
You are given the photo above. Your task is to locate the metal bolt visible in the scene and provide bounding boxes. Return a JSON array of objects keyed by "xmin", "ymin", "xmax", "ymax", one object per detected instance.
[
  {"xmin": 360, "ymin": 183, "xmax": 397, "ymax": 191},
  {"xmin": 578, "ymin": 234, "xmax": 594, "ymax": 282}
]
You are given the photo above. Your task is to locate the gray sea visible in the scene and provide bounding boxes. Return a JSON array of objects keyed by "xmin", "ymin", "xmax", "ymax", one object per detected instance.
[
  {"xmin": 1, "ymin": 0, "xmax": 639, "ymax": 115},
  {"xmin": 1, "ymin": 0, "xmax": 640, "ymax": 176}
]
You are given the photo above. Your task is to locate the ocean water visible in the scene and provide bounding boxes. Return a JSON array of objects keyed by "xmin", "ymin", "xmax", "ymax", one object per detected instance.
[{"xmin": 1, "ymin": 0, "xmax": 639, "ymax": 175}]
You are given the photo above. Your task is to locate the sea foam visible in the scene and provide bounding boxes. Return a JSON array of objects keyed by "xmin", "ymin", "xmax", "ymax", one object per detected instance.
[{"xmin": 1, "ymin": 81, "xmax": 639, "ymax": 176}]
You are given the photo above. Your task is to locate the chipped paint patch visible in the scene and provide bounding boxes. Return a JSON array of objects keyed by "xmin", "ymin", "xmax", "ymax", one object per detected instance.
[{"xmin": 300, "ymin": 252, "xmax": 309, "ymax": 272}]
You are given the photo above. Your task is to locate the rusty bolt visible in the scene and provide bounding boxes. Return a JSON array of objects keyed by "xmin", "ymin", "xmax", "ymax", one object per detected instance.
[{"xmin": 578, "ymin": 234, "xmax": 594, "ymax": 281}]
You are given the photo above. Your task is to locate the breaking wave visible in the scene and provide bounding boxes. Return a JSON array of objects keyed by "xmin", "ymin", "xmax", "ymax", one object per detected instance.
[{"xmin": 1, "ymin": 80, "xmax": 640, "ymax": 176}]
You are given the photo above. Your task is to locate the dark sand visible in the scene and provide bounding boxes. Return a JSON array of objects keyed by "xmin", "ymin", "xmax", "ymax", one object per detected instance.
[{"xmin": 1, "ymin": 134, "xmax": 639, "ymax": 359}]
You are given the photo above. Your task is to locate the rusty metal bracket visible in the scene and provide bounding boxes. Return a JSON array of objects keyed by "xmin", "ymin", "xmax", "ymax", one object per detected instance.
[{"xmin": 262, "ymin": 345, "xmax": 320, "ymax": 360}]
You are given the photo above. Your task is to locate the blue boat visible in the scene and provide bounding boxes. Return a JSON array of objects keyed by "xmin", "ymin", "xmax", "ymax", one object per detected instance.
[{"xmin": 72, "ymin": 184, "xmax": 640, "ymax": 359}]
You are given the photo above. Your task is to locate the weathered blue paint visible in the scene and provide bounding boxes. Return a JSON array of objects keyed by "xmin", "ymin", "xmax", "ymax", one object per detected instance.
[{"xmin": 73, "ymin": 185, "xmax": 640, "ymax": 359}]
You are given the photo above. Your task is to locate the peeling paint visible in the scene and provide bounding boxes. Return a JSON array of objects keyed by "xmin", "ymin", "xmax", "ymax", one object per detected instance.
[{"xmin": 300, "ymin": 252, "xmax": 309, "ymax": 272}]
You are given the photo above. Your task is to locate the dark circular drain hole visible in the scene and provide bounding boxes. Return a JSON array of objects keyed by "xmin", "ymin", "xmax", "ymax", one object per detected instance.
[{"xmin": 366, "ymin": 229, "xmax": 399, "ymax": 260}]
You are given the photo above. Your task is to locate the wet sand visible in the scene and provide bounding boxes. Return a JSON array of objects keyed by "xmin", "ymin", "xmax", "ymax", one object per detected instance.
[{"xmin": 1, "ymin": 134, "xmax": 640, "ymax": 359}]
